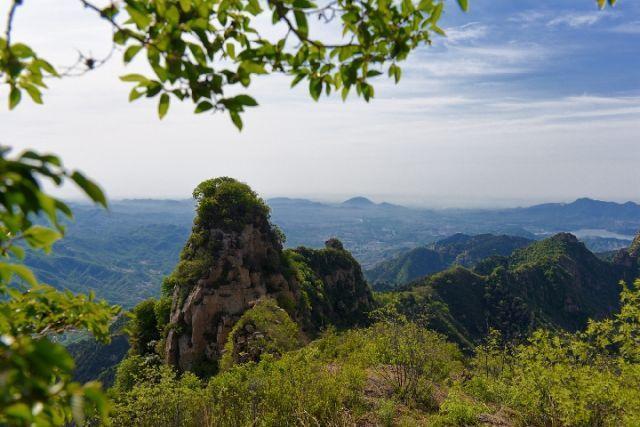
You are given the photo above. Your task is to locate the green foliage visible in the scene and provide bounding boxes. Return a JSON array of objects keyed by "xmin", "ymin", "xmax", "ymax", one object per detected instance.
[
  {"xmin": 464, "ymin": 279, "xmax": 640, "ymax": 426},
  {"xmin": 0, "ymin": 147, "xmax": 118, "ymax": 425},
  {"xmin": 67, "ymin": 317, "xmax": 130, "ymax": 387},
  {"xmin": 108, "ymin": 319, "xmax": 468, "ymax": 425},
  {"xmin": 129, "ymin": 299, "xmax": 162, "ymax": 355},
  {"xmin": 432, "ymin": 389, "xmax": 487, "ymax": 426},
  {"xmin": 292, "ymin": 240, "xmax": 373, "ymax": 328},
  {"xmin": 366, "ymin": 233, "xmax": 532, "ymax": 289},
  {"xmin": 110, "ymin": 363, "xmax": 206, "ymax": 426},
  {"xmin": 0, "ymin": 0, "xmax": 473, "ymax": 128},
  {"xmin": 193, "ymin": 177, "xmax": 271, "ymax": 233},
  {"xmin": 220, "ymin": 298, "xmax": 302, "ymax": 369},
  {"xmin": 110, "ymin": 347, "xmax": 367, "ymax": 426},
  {"xmin": 368, "ymin": 321, "xmax": 462, "ymax": 405}
]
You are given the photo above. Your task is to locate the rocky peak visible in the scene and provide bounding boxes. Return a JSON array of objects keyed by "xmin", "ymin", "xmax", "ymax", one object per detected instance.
[{"xmin": 163, "ymin": 178, "xmax": 373, "ymax": 374}]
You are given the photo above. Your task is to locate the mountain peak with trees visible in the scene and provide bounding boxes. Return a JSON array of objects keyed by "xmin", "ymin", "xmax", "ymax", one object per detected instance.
[{"xmin": 144, "ymin": 177, "xmax": 374, "ymax": 374}]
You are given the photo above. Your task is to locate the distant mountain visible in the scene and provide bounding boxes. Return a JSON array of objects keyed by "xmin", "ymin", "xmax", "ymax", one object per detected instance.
[
  {"xmin": 392, "ymin": 232, "xmax": 640, "ymax": 347},
  {"xmin": 342, "ymin": 196, "xmax": 376, "ymax": 206},
  {"xmin": 498, "ymin": 198, "xmax": 640, "ymax": 236},
  {"xmin": 578, "ymin": 236, "xmax": 632, "ymax": 253},
  {"xmin": 366, "ymin": 233, "xmax": 533, "ymax": 289},
  {"xmin": 521, "ymin": 198, "xmax": 640, "ymax": 220}
]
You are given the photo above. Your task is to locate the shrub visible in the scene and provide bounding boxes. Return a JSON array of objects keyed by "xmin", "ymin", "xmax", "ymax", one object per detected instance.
[
  {"xmin": 434, "ymin": 389, "xmax": 486, "ymax": 426},
  {"xmin": 110, "ymin": 365, "xmax": 207, "ymax": 427},
  {"xmin": 219, "ymin": 298, "xmax": 302, "ymax": 370},
  {"xmin": 369, "ymin": 322, "xmax": 462, "ymax": 405}
]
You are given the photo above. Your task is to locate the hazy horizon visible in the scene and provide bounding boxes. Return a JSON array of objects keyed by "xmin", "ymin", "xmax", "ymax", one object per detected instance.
[
  {"xmin": 72, "ymin": 193, "xmax": 640, "ymax": 210},
  {"xmin": 2, "ymin": 0, "xmax": 639, "ymax": 205}
]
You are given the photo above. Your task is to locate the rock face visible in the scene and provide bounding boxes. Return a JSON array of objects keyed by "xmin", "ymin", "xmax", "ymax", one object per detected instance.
[
  {"xmin": 163, "ymin": 178, "xmax": 373, "ymax": 373},
  {"xmin": 165, "ymin": 222, "xmax": 298, "ymax": 371}
]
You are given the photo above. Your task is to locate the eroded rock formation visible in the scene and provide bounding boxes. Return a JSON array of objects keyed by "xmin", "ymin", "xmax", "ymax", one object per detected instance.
[{"xmin": 164, "ymin": 178, "xmax": 373, "ymax": 373}]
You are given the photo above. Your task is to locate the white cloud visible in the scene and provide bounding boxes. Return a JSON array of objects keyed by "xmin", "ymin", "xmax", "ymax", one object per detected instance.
[
  {"xmin": 548, "ymin": 12, "xmax": 604, "ymax": 28},
  {"xmin": 610, "ymin": 21, "xmax": 640, "ymax": 34},
  {"xmin": 508, "ymin": 10, "xmax": 548, "ymax": 26},
  {"xmin": 444, "ymin": 23, "xmax": 489, "ymax": 44},
  {"xmin": 405, "ymin": 43, "xmax": 550, "ymax": 78},
  {"xmin": 509, "ymin": 9, "xmax": 610, "ymax": 29}
]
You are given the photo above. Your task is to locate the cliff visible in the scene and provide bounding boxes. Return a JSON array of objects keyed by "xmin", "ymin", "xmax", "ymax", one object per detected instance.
[{"xmin": 163, "ymin": 178, "xmax": 373, "ymax": 373}]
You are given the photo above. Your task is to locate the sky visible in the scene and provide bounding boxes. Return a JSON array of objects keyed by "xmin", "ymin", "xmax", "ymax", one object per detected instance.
[{"xmin": 1, "ymin": 0, "xmax": 639, "ymax": 208}]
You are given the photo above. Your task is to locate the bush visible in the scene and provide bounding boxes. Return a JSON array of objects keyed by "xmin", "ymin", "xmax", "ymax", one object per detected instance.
[
  {"xmin": 466, "ymin": 280, "xmax": 640, "ymax": 426},
  {"xmin": 208, "ymin": 350, "xmax": 367, "ymax": 426},
  {"xmin": 433, "ymin": 389, "xmax": 486, "ymax": 426},
  {"xmin": 219, "ymin": 298, "xmax": 302, "ymax": 370},
  {"xmin": 369, "ymin": 322, "xmax": 462, "ymax": 405},
  {"xmin": 110, "ymin": 365, "xmax": 207, "ymax": 427}
]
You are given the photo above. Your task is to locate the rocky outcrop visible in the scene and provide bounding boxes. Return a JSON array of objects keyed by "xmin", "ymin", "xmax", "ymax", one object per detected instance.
[
  {"xmin": 163, "ymin": 178, "xmax": 373, "ymax": 373},
  {"xmin": 293, "ymin": 244, "xmax": 373, "ymax": 328},
  {"xmin": 164, "ymin": 222, "xmax": 298, "ymax": 371}
]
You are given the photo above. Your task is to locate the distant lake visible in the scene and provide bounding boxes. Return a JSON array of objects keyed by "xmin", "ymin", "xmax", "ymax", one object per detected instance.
[{"xmin": 570, "ymin": 229, "xmax": 635, "ymax": 240}]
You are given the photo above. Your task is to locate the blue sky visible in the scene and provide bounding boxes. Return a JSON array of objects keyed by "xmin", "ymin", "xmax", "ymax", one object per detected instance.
[
  {"xmin": 1, "ymin": 0, "xmax": 639, "ymax": 207},
  {"xmin": 433, "ymin": 0, "xmax": 640, "ymax": 98}
]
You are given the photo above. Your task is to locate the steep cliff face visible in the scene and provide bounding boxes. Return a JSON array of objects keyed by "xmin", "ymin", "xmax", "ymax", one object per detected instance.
[{"xmin": 163, "ymin": 178, "xmax": 373, "ymax": 373}]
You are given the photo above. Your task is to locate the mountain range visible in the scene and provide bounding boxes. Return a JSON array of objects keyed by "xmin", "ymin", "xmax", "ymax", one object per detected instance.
[
  {"xmin": 389, "ymin": 232, "xmax": 640, "ymax": 349},
  {"xmin": 24, "ymin": 197, "xmax": 639, "ymax": 309},
  {"xmin": 365, "ymin": 233, "xmax": 533, "ymax": 290}
]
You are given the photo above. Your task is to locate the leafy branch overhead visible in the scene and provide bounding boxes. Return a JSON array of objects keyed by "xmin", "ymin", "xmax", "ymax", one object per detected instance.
[
  {"xmin": 0, "ymin": 0, "xmax": 617, "ymax": 128},
  {"xmin": 0, "ymin": 0, "xmax": 474, "ymax": 129}
]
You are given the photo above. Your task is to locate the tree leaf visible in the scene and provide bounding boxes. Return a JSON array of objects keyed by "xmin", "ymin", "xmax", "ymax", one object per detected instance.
[
  {"xmin": 124, "ymin": 45, "xmax": 143, "ymax": 63},
  {"xmin": 0, "ymin": 263, "xmax": 37, "ymax": 287},
  {"xmin": 158, "ymin": 93, "xmax": 170, "ymax": 119},
  {"xmin": 23, "ymin": 85, "xmax": 43, "ymax": 104},
  {"xmin": 456, "ymin": 0, "xmax": 468, "ymax": 12},
  {"xmin": 24, "ymin": 226, "xmax": 62, "ymax": 252},
  {"xmin": 9, "ymin": 86, "xmax": 21, "ymax": 110},
  {"xmin": 120, "ymin": 74, "xmax": 149, "ymax": 83},
  {"xmin": 230, "ymin": 110, "xmax": 243, "ymax": 130},
  {"xmin": 195, "ymin": 100, "xmax": 214, "ymax": 113},
  {"xmin": 234, "ymin": 95, "xmax": 258, "ymax": 107},
  {"xmin": 70, "ymin": 171, "xmax": 107, "ymax": 207}
]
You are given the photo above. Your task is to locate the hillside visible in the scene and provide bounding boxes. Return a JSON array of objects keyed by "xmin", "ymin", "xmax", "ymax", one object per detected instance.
[
  {"xmin": 24, "ymin": 201, "xmax": 193, "ymax": 308},
  {"xmin": 388, "ymin": 232, "xmax": 639, "ymax": 346},
  {"xmin": 366, "ymin": 233, "xmax": 532, "ymax": 289}
]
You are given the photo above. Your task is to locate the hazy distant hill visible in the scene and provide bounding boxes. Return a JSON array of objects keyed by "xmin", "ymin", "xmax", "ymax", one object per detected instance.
[
  {"xmin": 365, "ymin": 233, "xmax": 532, "ymax": 289},
  {"xmin": 25, "ymin": 201, "xmax": 193, "ymax": 308}
]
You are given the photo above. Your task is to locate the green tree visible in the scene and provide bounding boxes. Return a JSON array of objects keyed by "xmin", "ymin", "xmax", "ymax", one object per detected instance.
[{"xmin": 0, "ymin": 147, "xmax": 119, "ymax": 425}]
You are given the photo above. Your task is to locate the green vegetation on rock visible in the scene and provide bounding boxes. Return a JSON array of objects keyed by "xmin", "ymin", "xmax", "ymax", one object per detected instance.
[{"xmin": 220, "ymin": 298, "xmax": 302, "ymax": 370}]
